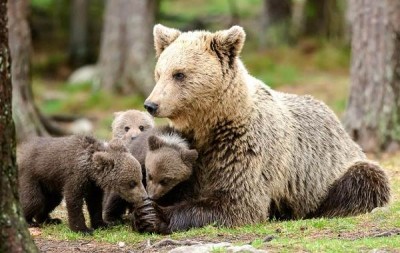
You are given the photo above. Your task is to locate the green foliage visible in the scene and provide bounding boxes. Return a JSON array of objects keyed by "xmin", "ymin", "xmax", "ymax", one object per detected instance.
[{"xmin": 31, "ymin": 0, "xmax": 53, "ymax": 9}]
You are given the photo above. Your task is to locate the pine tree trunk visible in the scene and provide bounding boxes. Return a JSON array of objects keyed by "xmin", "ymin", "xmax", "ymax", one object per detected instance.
[
  {"xmin": 98, "ymin": 0, "xmax": 156, "ymax": 96},
  {"xmin": 259, "ymin": 0, "xmax": 292, "ymax": 48},
  {"xmin": 304, "ymin": 0, "xmax": 345, "ymax": 40},
  {"xmin": 0, "ymin": 1, "xmax": 39, "ymax": 252},
  {"xmin": 69, "ymin": 0, "xmax": 89, "ymax": 68},
  {"xmin": 344, "ymin": 0, "xmax": 400, "ymax": 152},
  {"xmin": 8, "ymin": 0, "xmax": 49, "ymax": 142}
]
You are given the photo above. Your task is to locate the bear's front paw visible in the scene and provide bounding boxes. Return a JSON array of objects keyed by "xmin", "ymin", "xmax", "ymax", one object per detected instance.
[
  {"xmin": 133, "ymin": 199, "xmax": 166, "ymax": 233},
  {"xmin": 92, "ymin": 220, "xmax": 108, "ymax": 230}
]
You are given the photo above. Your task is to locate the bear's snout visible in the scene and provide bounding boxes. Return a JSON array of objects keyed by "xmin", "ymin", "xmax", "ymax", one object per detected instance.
[{"xmin": 144, "ymin": 101, "xmax": 159, "ymax": 116}]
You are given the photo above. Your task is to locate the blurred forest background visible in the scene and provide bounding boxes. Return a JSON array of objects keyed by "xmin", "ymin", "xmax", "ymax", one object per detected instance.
[{"xmin": 9, "ymin": 0, "xmax": 400, "ymax": 152}]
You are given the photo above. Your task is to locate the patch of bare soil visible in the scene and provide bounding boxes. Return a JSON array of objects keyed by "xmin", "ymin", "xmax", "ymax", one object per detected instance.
[
  {"xmin": 35, "ymin": 238, "xmax": 135, "ymax": 253},
  {"xmin": 34, "ymin": 233, "xmax": 275, "ymax": 253},
  {"xmin": 309, "ymin": 228, "xmax": 400, "ymax": 241}
]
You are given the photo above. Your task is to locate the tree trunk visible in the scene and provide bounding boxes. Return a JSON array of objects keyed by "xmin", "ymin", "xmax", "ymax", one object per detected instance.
[
  {"xmin": 0, "ymin": 1, "xmax": 39, "ymax": 252},
  {"xmin": 8, "ymin": 0, "xmax": 66, "ymax": 142},
  {"xmin": 304, "ymin": 0, "xmax": 345, "ymax": 40},
  {"xmin": 8, "ymin": 0, "xmax": 48, "ymax": 142},
  {"xmin": 344, "ymin": 0, "xmax": 400, "ymax": 153},
  {"xmin": 259, "ymin": 0, "xmax": 292, "ymax": 48},
  {"xmin": 98, "ymin": 0, "xmax": 156, "ymax": 96},
  {"xmin": 69, "ymin": 0, "xmax": 89, "ymax": 68}
]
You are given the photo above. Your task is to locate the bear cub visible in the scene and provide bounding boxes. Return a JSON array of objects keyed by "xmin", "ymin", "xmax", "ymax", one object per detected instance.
[
  {"xmin": 145, "ymin": 134, "xmax": 198, "ymax": 202},
  {"xmin": 17, "ymin": 135, "xmax": 147, "ymax": 234},
  {"xmin": 112, "ymin": 109, "xmax": 154, "ymax": 142},
  {"xmin": 104, "ymin": 127, "xmax": 197, "ymax": 223}
]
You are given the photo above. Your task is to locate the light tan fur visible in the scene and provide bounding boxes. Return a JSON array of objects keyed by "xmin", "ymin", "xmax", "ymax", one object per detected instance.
[
  {"xmin": 112, "ymin": 109, "xmax": 154, "ymax": 142},
  {"xmin": 142, "ymin": 25, "xmax": 390, "ymax": 233}
]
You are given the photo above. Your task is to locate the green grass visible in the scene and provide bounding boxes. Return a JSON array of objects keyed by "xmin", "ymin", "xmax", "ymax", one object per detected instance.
[{"xmin": 36, "ymin": 154, "xmax": 400, "ymax": 252}]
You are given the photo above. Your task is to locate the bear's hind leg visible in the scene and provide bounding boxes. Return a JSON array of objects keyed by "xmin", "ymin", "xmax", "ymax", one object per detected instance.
[
  {"xmin": 34, "ymin": 191, "xmax": 63, "ymax": 225},
  {"xmin": 19, "ymin": 176, "xmax": 46, "ymax": 226},
  {"xmin": 309, "ymin": 161, "xmax": 390, "ymax": 218}
]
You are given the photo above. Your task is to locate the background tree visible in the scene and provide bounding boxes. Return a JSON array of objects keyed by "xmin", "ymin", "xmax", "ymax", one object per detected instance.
[
  {"xmin": 259, "ymin": 0, "xmax": 292, "ymax": 48},
  {"xmin": 303, "ymin": 0, "xmax": 346, "ymax": 40},
  {"xmin": 69, "ymin": 0, "xmax": 89, "ymax": 68},
  {"xmin": 0, "ymin": 1, "xmax": 39, "ymax": 252},
  {"xmin": 8, "ymin": 0, "xmax": 48, "ymax": 141},
  {"xmin": 344, "ymin": 0, "xmax": 400, "ymax": 152},
  {"xmin": 98, "ymin": 0, "xmax": 157, "ymax": 95},
  {"xmin": 9, "ymin": 0, "xmax": 65, "ymax": 142}
]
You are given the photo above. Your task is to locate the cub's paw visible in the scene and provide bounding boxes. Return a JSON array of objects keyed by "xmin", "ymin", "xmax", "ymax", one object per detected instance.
[{"xmin": 44, "ymin": 218, "xmax": 62, "ymax": 225}]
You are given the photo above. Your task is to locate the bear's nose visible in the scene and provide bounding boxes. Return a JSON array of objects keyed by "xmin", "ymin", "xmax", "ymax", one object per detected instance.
[{"xmin": 144, "ymin": 101, "xmax": 159, "ymax": 116}]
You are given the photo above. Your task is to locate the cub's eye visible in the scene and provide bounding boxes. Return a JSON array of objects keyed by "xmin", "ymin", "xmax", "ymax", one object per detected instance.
[
  {"xmin": 139, "ymin": 125, "xmax": 144, "ymax": 131},
  {"xmin": 124, "ymin": 126, "xmax": 130, "ymax": 132},
  {"xmin": 129, "ymin": 181, "xmax": 136, "ymax": 189},
  {"xmin": 172, "ymin": 72, "xmax": 185, "ymax": 81},
  {"xmin": 148, "ymin": 175, "xmax": 153, "ymax": 181},
  {"xmin": 159, "ymin": 179, "xmax": 168, "ymax": 186}
]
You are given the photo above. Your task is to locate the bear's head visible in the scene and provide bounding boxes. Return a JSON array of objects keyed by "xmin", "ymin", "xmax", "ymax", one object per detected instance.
[
  {"xmin": 93, "ymin": 139, "xmax": 147, "ymax": 204},
  {"xmin": 145, "ymin": 135, "xmax": 198, "ymax": 200},
  {"xmin": 144, "ymin": 25, "xmax": 246, "ymax": 125},
  {"xmin": 112, "ymin": 110, "xmax": 154, "ymax": 142}
]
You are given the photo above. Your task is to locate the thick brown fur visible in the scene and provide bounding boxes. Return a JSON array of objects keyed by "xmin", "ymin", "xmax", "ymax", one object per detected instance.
[
  {"xmin": 103, "ymin": 126, "xmax": 197, "ymax": 222},
  {"xmin": 142, "ymin": 25, "xmax": 391, "ymax": 233},
  {"xmin": 17, "ymin": 136, "xmax": 146, "ymax": 233}
]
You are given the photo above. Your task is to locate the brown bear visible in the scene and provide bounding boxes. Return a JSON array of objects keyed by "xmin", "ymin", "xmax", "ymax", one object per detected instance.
[
  {"xmin": 17, "ymin": 136, "xmax": 147, "ymax": 234},
  {"xmin": 145, "ymin": 135, "xmax": 198, "ymax": 202},
  {"xmin": 112, "ymin": 109, "xmax": 154, "ymax": 142},
  {"xmin": 103, "ymin": 126, "xmax": 197, "ymax": 223},
  {"xmin": 139, "ymin": 24, "xmax": 391, "ymax": 233}
]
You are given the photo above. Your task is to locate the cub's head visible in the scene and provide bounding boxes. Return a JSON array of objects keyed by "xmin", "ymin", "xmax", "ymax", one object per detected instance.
[
  {"xmin": 145, "ymin": 135, "xmax": 198, "ymax": 200},
  {"xmin": 144, "ymin": 25, "xmax": 246, "ymax": 121},
  {"xmin": 93, "ymin": 139, "xmax": 147, "ymax": 204},
  {"xmin": 111, "ymin": 110, "xmax": 154, "ymax": 142}
]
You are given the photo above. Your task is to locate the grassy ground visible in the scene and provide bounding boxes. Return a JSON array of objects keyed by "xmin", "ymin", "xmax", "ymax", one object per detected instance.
[{"xmin": 32, "ymin": 153, "xmax": 400, "ymax": 252}]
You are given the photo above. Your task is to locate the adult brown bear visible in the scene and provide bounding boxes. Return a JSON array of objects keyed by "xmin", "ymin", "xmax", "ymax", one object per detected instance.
[{"xmin": 141, "ymin": 25, "xmax": 390, "ymax": 234}]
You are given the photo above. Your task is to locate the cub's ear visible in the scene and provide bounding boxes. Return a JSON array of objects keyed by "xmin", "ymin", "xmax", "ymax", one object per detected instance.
[
  {"xmin": 148, "ymin": 135, "xmax": 164, "ymax": 151},
  {"xmin": 181, "ymin": 149, "xmax": 198, "ymax": 166},
  {"xmin": 108, "ymin": 139, "xmax": 128, "ymax": 152},
  {"xmin": 210, "ymin": 26, "xmax": 245, "ymax": 63},
  {"xmin": 113, "ymin": 111, "xmax": 123, "ymax": 119},
  {"xmin": 93, "ymin": 152, "xmax": 114, "ymax": 168},
  {"xmin": 154, "ymin": 24, "xmax": 181, "ymax": 57}
]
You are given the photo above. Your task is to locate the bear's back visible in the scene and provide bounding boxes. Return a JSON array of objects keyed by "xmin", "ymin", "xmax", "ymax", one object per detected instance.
[{"xmin": 253, "ymin": 85, "xmax": 366, "ymax": 216}]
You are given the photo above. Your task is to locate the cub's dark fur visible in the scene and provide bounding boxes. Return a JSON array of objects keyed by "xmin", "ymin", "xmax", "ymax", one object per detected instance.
[{"xmin": 18, "ymin": 136, "xmax": 146, "ymax": 233}]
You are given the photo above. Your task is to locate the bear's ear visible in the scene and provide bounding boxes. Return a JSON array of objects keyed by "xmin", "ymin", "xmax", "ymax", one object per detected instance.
[
  {"xmin": 210, "ymin": 26, "xmax": 245, "ymax": 64},
  {"xmin": 113, "ymin": 111, "xmax": 123, "ymax": 119},
  {"xmin": 93, "ymin": 152, "xmax": 114, "ymax": 168},
  {"xmin": 108, "ymin": 139, "xmax": 128, "ymax": 152},
  {"xmin": 148, "ymin": 135, "xmax": 164, "ymax": 151},
  {"xmin": 181, "ymin": 149, "xmax": 198, "ymax": 167},
  {"xmin": 154, "ymin": 24, "xmax": 181, "ymax": 57}
]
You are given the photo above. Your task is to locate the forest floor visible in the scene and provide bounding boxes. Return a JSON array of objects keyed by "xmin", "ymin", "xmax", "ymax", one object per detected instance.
[
  {"xmin": 29, "ymin": 44, "xmax": 400, "ymax": 252},
  {"xmin": 30, "ymin": 151, "xmax": 400, "ymax": 253}
]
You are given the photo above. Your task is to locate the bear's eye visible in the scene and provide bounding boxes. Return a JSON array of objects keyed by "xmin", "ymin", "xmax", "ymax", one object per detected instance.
[
  {"xmin": 124, "ymin": 126, "xmax": 130, "ymax": 132},
  {"xmin": 139, "ymin": 125, "xmax": 144, "ymax": 131},
  {"xmin": 148, "ymin": 175, "xmax": 153, "ymax": 181},
  {"xmin": 173, "ymin": 72, "xmax": 185, "ymax": 81},
  {"xmin": 129, "ymin": 181, "xmax": 136, "ymax": 189},
  {"xmin": 159, "ymin": 179, "xmax": 169, "ymax": 186}
]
